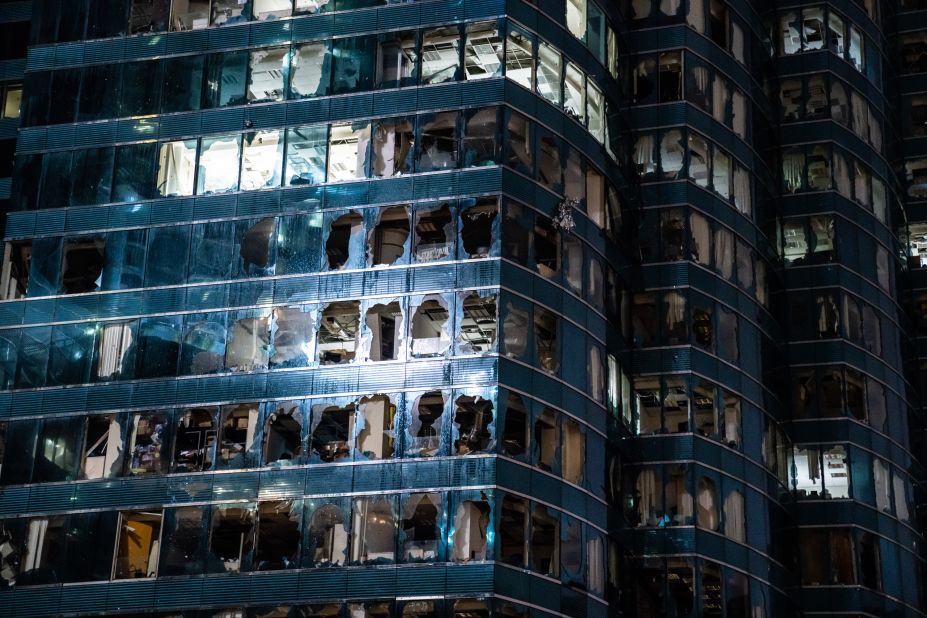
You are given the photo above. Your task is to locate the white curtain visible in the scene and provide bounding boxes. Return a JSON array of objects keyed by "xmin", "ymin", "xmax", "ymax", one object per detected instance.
[{"xmin": 723, "ymin": 490, "xmax": 745, "ymax": 542}]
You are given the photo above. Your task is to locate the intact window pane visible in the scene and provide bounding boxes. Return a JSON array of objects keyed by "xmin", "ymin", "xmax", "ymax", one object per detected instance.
[
  {"xmin": 161, "ymin": 55, "xmax": 204, "ymax": 113},
  {"xmin": 131, "ymin": 0, "xmax": 170, "ymax": 34},
  {"xmin": 463, "ymin": 107, "xmax": 498, "ymax": 167},
  {"xmin": 587, "ymin": 83, "xmax": 604, "ymax": 142},
  {"xmin": 285, "ymin": 125, "xmax": 328, "ymax": 185},
  {"xmin": 113, "ymin": 142, "xmax": 157, "ymax": 203},
  {"xmin": 241, "ymin": 130, "xmax": 284, "ymax": 190},
  {"xmin": 421, "ymin": 26, "xmax": 461, "ymax": 84},
  {"xmin": 78, "ymin": 63, "xmax": 120, "ymax": 122},
  {"xmin": 197, "ymin": 134, "xmax": 241, "ymax": 195},
  {"xmin": 417, "ymin": 112, "xmax": 459, "ymax": 172},
  {"xmin": 70, "ymin": 147, "xmax": 115, "ymax": 206},
  {"xmin": 120, "ymin": 60, "xmax": 162, "ymax": 117},
  {"xmin": 203, "ymin": 50, "xmax": 248, "ymax": 108},
  {"xmin": 331, "ymin": 36, "xmax": 376, "ymax": 95}
]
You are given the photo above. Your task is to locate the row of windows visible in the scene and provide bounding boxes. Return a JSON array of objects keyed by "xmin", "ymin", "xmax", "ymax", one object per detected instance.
[
  {"xmin": 60, "ymin": 599, "xmax": 528, "ymax": 618},
  {"xmin": 633, "ymin": 375, "xmax": 741, "ymax": 448},
  {"xmin": 0, "ymin": 291, "xmax": 620, "ymax": 401},
  {"xmin": 632, "ymin": 289, "xmax": 743, "ymax": 364},
  {"xmin": 782, "ymin": 142, "xmax": 888, "ymax": 225},
  {"xmin": 31, "ymin": 0, "xmax": 433, "ymax": 43},
  {"xmin": 0, "ymin": 491, "xmax": 607, "ymax": 595},
  {"xmin": 778, "ymin": 7, "xmax": 867, "ymax": 73},
  {"xmin": 623, "ymin": 465, "xmax": 745, "ymax": 544},
  {"xmin": 789, "ymin": 289, "xmax": 887, "ymax": 356},
  {"xmin": 630, "ymin": 0, "xmax": 748, "ymax": 68},
  {"xmin": 792, "ymin": 364, "xmax": 891, "ymax": 434},
  {"xmin": 22, "ymin": 19, "xmax": 613, "ymax": 150},
  {"xmin": 633, "ymin": 557, "xmax": 759, "ymax": 618},
  {"xmin": 633, "ymin": 128, "xmax": 753, "ymax": 219},
  {"xmin": 639, "ymin": 207, "xmax": 767, "ymax": 306},
  {"xmin": 12, "ymin": 107, "xmax": 617, "ymax": 212},
  {"xmin": 0, "ymin": 389, "xmax": 601, "ymax": 486},
  {"xmin": 632, "ymin": 50, "xmax": 748, "ymax": 140},
  {"xmin": 780, "ymin": 215, "xmax": 891, "ymax": 294},
  {"xmin": 564, "ymin": 0, "xmax": 620, "ymax": 78},
  {"xmin": 790, "ymin": 443, "xmax": 912, "ymax": 523},
  {"xmin": 4, "ymin": 201, "xmax": 499, "ymax": 298},
  {"xmin": 780, "ymin": 72, "xmax": 883, "ymax": 153}
]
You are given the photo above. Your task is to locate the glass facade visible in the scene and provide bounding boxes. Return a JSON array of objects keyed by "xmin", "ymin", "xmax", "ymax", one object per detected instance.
[{"xmin": 0, "ymin": 0, "xmax": 926, "ymax": 617}]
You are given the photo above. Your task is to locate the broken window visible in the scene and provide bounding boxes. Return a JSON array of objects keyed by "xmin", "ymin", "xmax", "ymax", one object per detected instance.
[
  {"xmin": 501, "ymin": 392, "xmax": 528, "ymax": 458},
  {"xmin": 414, "ymin": 203, "xmax": 453, "ymax": 262},
  {"xmin": 364, "ymin": 301, "xmax": 402, "ymax": 362},
  {"xmin": 562, "ymin": 418, "xmax": 584, "ymax": 485},
  {"xmin": 460, "ymin": 199, "xmax": 498, "ymax": 259},
  {"xmin": 807, "ymin": 145, "xmax": 831, "ymax": 191},
  {"xmin": 530, "ymin": 504, "xmax": 559, "ymax": 576},
  {"xmin": 327, "ymin": 122, "xmax": 370, "ymax": 181},
  {"xmin": 0, "ymin": 241, "xmax": 29, "ymax": 300},
  {"xmin": 537, "ymin": 133, "xmax": 561, "ymax": 190},
  {"xmin": 697, "ymin": 477, "xmax": 719, "ymax": 530},
  {"xmin": 255, "ymin": 500, "xmax": 301, "ymax": 570},
  {"xmin": 351, "ymin": 497, "xmax": 396, "ymax": 564},
  {"xmin": 131, "ymin": 0, "xmax": 170, "ymax": 34},
  {"xmin": 326, "ymin": 210, "xmax": 363, "ymax": 270},
  {"xmin": 61, "ymin": 237, "xmax": 104, "ymax": 294},
  {"xmin": 318, "ymin": 301, "xmax": 360, "ymax": 363},
  {"xmin": 417, "ymin": 112, "xmax": 459, "ymax": 172},
  {"xmin": 238, "ymin": 218, "xmax": 278, "ymax": 276},
  {"xmin": 499, "ymin": 495, "xmax": 527, "ymax": 567},
  {"xmin": 534, "ymin": 307, "xmax": 558, "ymax": 373},
  {"xmin": 849, "ymin": 24, "xmax": 864, "ymax": 71},
  {"xmin": 208, "ymin": 504, "xmax": 256, "ymax": 573},
  {"xmin": 263, "ymin": 403, "xmax": 302, "ymax": 466},
  {"xmin": 125, "ymin": 412, "xmax": 169, "ymax": 476},
  {"xmin": 505, "ymin": 27, "xmax": 534, "ymax": 89},
  {"xmin": 290, "ymin": 42, "xmax": 330, "ymax": 99},
  {"xmin": 356, "ymin": 395, "xmax": 396, "ymax": 460},
  {"xmin": 401, "ymin": 493, "xmax": 442, "ymax": 562},
  {"xmin": 660, "ymin": 130, "xmax": 684, "ymax": 180},
  {"xmin": 254, "ymin": 0, "xmax": 292, "ymax": 20},
  {"xmin": 306, "ymin": 500, "xmax": 348, "ymax": 566},
  {"xmin": 372, "ymin": 118, "xmax": 414, "ymax": 178},
  {"xmin": 218, "ymin": 404, "xmax": 258, "ymax": 469},
  {"xmin": 452, "ymin": 498, "xmax": 490, "ymax": 562},
  {"xmin": 240, "ymin": 130, "xmax": 284, "ymax": 190},
  {"xmin": 369, "ymin": 206, "xmax": 410, "ymax": 266},
  {"xmin": 421, "ymin": 26, "xmax": 461, "ymax": 84},
  {"xmin": 587, "ymin": 83, "xmax": 605, "ymax": 142},
  {"xmin": 537, "ymin": 42, "xmax": 562, "ymax": 106},
  {"xmin": 225, "ymin": 313, "xmax": 271, "ymax": 371},
  {"xmin": 113, "ymin": 510, "xmax": 162, "ymax": 579},
  {"xmin": 310, "ymin": 402, "xmax": 354, "ymax": 462},
  {"xmin": 81, "ymin": 414, "xmax": 123, "ymax": 480},
  {"xmin": 180, "ymin": 313, "xmax": 227, "ymax": 376},
  {"xmin": 454, "ymin": 395, "xmax": 494, "ymax": 455},
  {"xmin": 458, "ymin": 292, "xmax": 497, "ymax": 354},
  {"xmin": 407, "ymin": 391, "xmax": 445, "ymax": 457},
  {"xmin": 248, "ymin": 47, "xmax": 288, "ymax": 103},
  {"xmin": 410, "ymin": 296, "xmax": 450, "ymax": 357},
  {"xmin": 197, "ymin": 134, "xmax": 241, "ymax": 195},
  {"xmin": 173, "ymin": 407, "xmax": 217, "ymax": 473},
  {"xmin": 564, "ymin": 62, "xmax": 585, "ymax": 124},
  {"xmin": 377, "ymin": 31, "xmax": 417, "ymax": 89},
  {"xmin": 464, "ymin": 21, "xmax": 502, "ymax": 80},
  {"xmin": 535, "ymin": 408, "xmax": 558, "ymax": 472},
  {"xmin": 170, "ymin": 0, "xmax": 209, "ymax": 31}
]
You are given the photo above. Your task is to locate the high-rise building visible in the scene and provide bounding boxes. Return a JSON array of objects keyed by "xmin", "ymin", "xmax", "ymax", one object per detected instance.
[{"xmin": 0, "ymin": 1, "xmax": 924, "ymax": 617}]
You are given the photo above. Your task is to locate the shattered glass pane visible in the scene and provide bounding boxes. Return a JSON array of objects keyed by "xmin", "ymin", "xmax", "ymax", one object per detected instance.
[
  {"xmin": 454, "ymin": 395, "xmax": 494, "ymax": 455},
  {"xmin": 328, "ymin": 122, "xmax": 370, "ymax": 181},
  {"xmin": 421, "ymin": 26, "xmax": 461, "ymax": 84},
  {"xmin": 241, "ymin": 130, "xmax": 284, "ymax": 190},
  {"xmin": 318, "ymin": 301, "xmax": 360, "ymax": 363},
  {"xmin": 373, "ymin": 117, "xmax": 414, "ymax": 178},
  {"xmin": 197, "ymin": 134, "xmax": 241, "ymax": 195},
  {"xmin": 290, "ymin": 42, "xmax": 330, "ymax": 99},
  {"xmin": 285, "ymin": 125, "xmax": 327, "ymax": 185},
  {"xmin": 410, "ymin": 296, "xmax": 450, "ymax": 357},
  {"xmin": 407, "ymin": 391, "xmax": 445, "ymax": 457},
  {"xmin": 464, "ymin": 21, "xmax": 502, "ymax": 80},
  {"xmin": 414, "ymin": 203, "xmax": 453, "ymax": 262}
]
